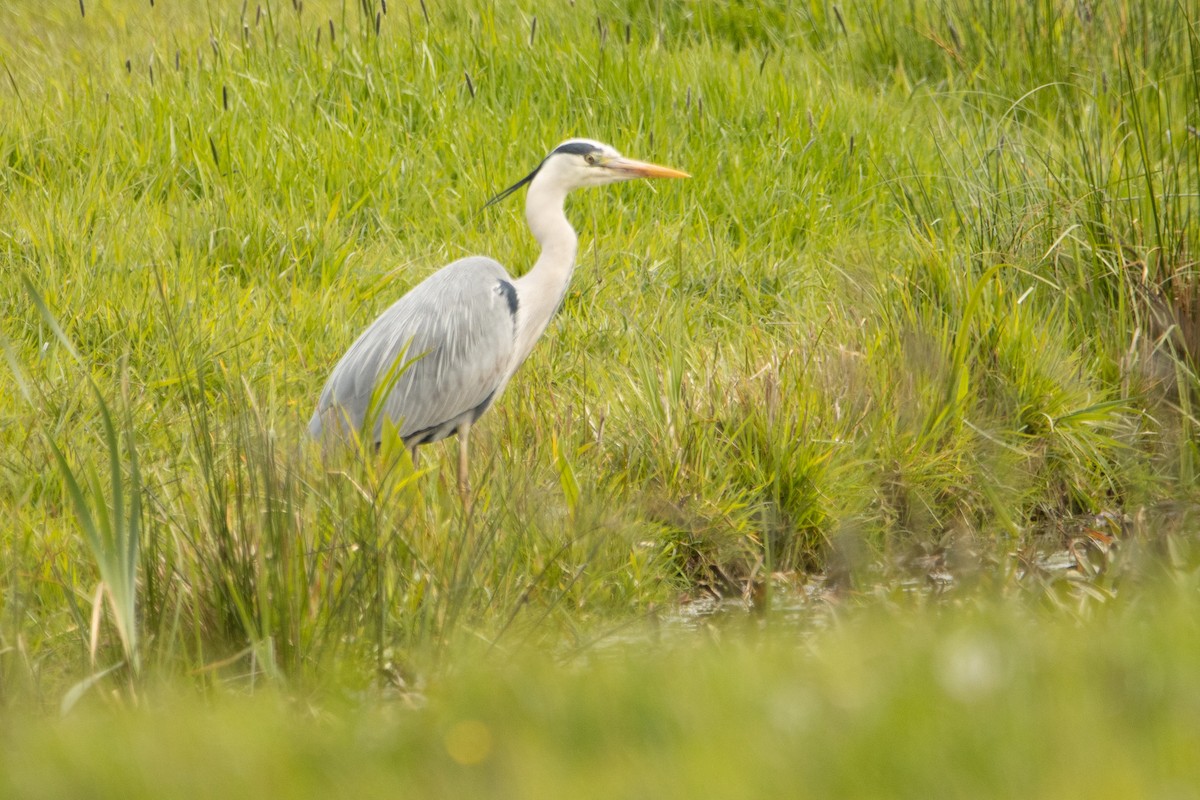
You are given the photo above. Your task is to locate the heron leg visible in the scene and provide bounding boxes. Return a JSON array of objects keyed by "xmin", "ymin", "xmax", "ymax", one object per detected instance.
[
  {"xmin": 410, "ymin": 445, "xmax": 420, "ymax": 469},
  {"xmin": 457, "ymin": 420, "xmax": 471, "ymax": 499}
]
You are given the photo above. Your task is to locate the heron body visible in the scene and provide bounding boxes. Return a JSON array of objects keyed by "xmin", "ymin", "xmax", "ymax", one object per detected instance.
[
  {"xmin": 309, "ymin": 138, "xmax": 688, "ymax": 493},
  {"xmin": 309, "ymin": 256, "xmax": 517, "ymax": 445}
]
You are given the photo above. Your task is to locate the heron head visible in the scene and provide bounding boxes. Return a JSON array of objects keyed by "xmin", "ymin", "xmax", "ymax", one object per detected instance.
[{"xmin": 484, "ymin": 138, "xmax": 688, "ymax": 208}]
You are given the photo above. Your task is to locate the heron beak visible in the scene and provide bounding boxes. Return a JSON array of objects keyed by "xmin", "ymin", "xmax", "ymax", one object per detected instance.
[{"xmin": 606, "ymin": 157, "xmax": 691, "ymax": 180}]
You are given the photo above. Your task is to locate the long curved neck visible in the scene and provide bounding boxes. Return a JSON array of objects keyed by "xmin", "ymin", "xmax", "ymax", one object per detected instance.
[{"xmin": 510, "ymin": 173, "xmax": 578, "ymax": 368}]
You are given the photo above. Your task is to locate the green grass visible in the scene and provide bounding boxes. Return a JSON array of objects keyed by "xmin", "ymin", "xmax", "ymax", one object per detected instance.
[
  {"xmin": 4, "ymin": 564, "xmax": 1200, "ymax": 798},
  {"xmin": 1, "ymin": 0, "xmax": 1199, "ymax": 793}
]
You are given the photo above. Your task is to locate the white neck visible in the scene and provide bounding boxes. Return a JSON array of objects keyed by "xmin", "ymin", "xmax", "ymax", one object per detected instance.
[{"xmin": 510, "ymin": 170, "xmax": 578, "ymax": 371}]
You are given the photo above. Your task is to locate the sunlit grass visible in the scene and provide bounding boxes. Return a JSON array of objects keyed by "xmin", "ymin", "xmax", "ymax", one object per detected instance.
[{"xmin": 0, "ymin": 3, "xmax": 1198, "ymax": 790}]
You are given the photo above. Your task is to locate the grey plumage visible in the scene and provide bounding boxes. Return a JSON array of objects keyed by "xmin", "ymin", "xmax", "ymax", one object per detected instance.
[{"xmin": 308, "ymin": 256, "xmax": 517, "ymax": 445}]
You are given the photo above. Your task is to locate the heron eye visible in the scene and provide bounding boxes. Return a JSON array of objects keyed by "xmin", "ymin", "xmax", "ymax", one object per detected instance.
[{"xmin": 585, "ymin": 153, "xmax": 598, "ymax": 165}]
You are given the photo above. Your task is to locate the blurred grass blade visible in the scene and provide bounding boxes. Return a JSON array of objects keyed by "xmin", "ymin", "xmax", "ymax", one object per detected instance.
[
  {"xmin": 21, "ymin": 272, "xmax": 80, "ymax": 362},
  {"xmin": 0, "ymin": 333, "xmax": 33, "ymax": 403},
  {"xmin": 59, "ymin": 661, "xmax": 125, "ymax": 717},
  {"xmin": 552, "ymin": 434, "xmax": 580, "ymax": 516},
  {"xmin": 27, "ymin": 279, "xmax": 142, "ymax": 672},
  {"xmin": 45, "ymin": 386, "xmax": 142, "ymax": 673}
]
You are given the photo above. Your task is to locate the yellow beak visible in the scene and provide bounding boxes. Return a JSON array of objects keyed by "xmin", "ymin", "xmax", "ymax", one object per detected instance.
[{"xmin": 606, "ymin": 157, "xmax": 691, "ymax": 179}]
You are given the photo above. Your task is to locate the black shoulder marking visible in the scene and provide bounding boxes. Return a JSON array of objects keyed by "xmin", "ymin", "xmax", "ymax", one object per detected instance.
[
  {"xmin": 497, "ymin": 280, "xmax": 519, "ymax": 318},
  {"xmin": 552, "ymin": 141, "xmax": 602, "ymax": 157}
]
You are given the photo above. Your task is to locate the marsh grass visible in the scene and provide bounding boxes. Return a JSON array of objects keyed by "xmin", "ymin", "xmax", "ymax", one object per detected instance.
[{"xmin": 0, "ymin": 0, "xmax": 1197, "ymax": 709}]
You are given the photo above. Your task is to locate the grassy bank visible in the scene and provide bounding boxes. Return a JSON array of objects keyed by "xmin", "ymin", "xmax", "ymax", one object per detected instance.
[{"xmin": 1, "ymin": 2, "xmax": 1198, "ymax": 783}]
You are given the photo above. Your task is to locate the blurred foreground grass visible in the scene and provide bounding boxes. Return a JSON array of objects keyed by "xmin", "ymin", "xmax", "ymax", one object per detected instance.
[{"xmin": 3, "ymin": 562, "xmax": 1199, "ymax": 799}]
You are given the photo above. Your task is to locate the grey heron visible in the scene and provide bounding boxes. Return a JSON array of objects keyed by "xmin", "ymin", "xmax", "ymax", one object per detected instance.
[{"xmin": 308, "ymin": 138, "xmax": 688, "ymax": 493}]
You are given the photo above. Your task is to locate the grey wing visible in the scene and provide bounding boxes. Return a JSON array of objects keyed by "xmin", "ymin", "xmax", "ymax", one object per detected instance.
[{"xmin": 310, "ymin": 257, "xmax": 518, "ymax": 443}]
